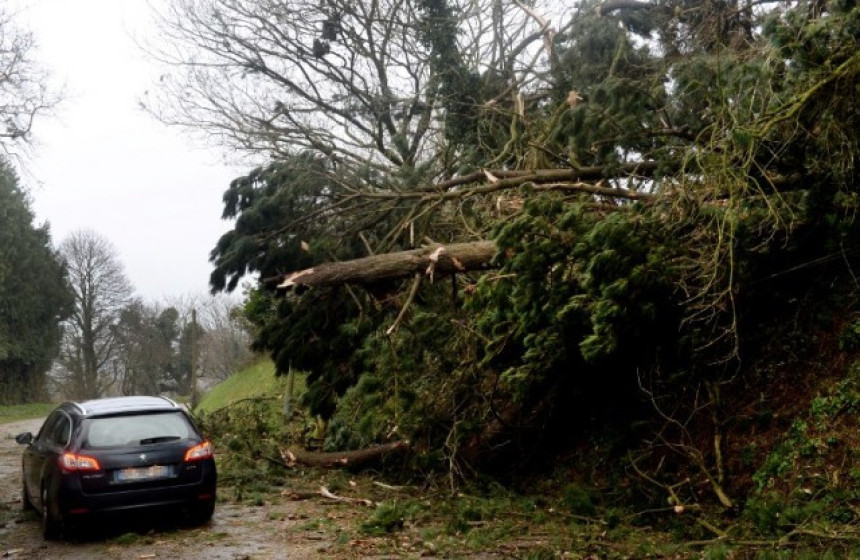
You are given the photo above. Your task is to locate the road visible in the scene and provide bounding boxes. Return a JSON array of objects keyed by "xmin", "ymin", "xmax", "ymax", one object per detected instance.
[{"xmin": 0, "ymin": 419, "xmax": 336, "ymax": 559}]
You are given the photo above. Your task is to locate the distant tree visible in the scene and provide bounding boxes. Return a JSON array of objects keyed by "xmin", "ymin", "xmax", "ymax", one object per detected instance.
[
  {"xmin": 56, "ymin": 230, "xmax": 133, "ymax": 400},
  {"xmin": 114, "ymin": 301, "xmax": 180, "ymax": 395},
  {"xmin": 149, "ymin": 294, "xmax": 253, "ymax": 391},
  {"xmin": 196, "ymin": 296, "xmax": 254, "ymax": 383},
  {"xmin": 0, "ymin": 159, "xmax": 72, "ymax": 402},
  {"xmin": 176, "ymin": 314, "xmax": 205, "ymax": 396},
  {"xmin": 0, "ymin": 6, "xmax": 61, "ymax": 149}
]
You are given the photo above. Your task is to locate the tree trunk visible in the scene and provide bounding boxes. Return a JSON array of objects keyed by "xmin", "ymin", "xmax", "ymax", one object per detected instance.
[
  {"xmin": 279, "ymin": 441, "xmax": 409, "ymax": 468},
  {"xmin": 276, "ymin": 241, "xmax": 498, "ymax": 289}
]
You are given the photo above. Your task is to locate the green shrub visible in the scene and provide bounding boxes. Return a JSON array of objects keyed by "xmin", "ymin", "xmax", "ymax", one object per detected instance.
[
  {"xmin": 561, "ymin": 483, "xmax": 597, "ymax": 516},
  {"xmin": 743, "ymin": 494, "xmax": 786, "ymax": 536},
  {"xmin": 837, "ymin": 316, "xmax": 860, "ymax": 351},
  {"xmin": 702, "ymin": 542, "xmax": 731, "ymax": 560},
  {"xmin": 361, "ymin": 500, "xmax": 423, "ymax": 535}
]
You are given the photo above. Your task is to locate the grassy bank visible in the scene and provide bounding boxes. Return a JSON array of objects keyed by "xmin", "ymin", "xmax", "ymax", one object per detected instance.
[
  {"xmin": 0, "ymin": 403, "xmax": 55, "ymax": 424},
  {"xmin": 195, "ymin": 358, "xmax": 291, "ymax": 415}
]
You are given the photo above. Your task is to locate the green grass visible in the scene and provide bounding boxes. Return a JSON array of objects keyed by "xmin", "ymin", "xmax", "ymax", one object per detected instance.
[
  {"xmin": 195, "ymin": 358, "xmax": 295, "ymax": 414},
  {"xmin": 0, "ymin": 402, "xmax": 56, "ymax": 424}
]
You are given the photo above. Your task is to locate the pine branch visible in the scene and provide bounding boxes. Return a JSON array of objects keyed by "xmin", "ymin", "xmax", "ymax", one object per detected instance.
[{"xmin": 598, "ymin": 0, "xmax": 654, "ymax": 16}]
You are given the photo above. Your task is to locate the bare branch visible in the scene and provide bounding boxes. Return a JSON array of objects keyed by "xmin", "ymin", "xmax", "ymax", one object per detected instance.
[{"xmin": 0, "ymin": 7, "xmax": 62, "ymax": 150}]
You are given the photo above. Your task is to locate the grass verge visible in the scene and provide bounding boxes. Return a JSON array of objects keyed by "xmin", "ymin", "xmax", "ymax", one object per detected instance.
[
  {"xmin": 0, "ymin": 402, "xmax": 55, "ymax": 424},
  {"xmin": 195, "ymin": 358, "xmax": 291, "ymax": 415}
]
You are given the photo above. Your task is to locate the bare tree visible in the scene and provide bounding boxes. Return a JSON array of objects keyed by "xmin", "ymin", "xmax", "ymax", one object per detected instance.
[
  {"xmin": 196, "ymin": 295, "xmax": 254, "ymax": 384},
  {"xmin": 0, "ymin": 6, "xmax": 61, "ymax": 150},
  {"xmin": 55, "ymin": 230, "xmax": 133, "ymax": 400},
  {"xmin": 149, "ymin": 0, "xmax": 558, "ymax": 175},
  {"xmin": 149, "ymin": 0, "xmax": 436, "ymax": 166}
]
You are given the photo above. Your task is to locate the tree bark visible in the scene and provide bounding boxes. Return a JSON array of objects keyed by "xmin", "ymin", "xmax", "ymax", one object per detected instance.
[{"xmin": 276, "ymin": 241, "xmax": 498, "ymax": 289}]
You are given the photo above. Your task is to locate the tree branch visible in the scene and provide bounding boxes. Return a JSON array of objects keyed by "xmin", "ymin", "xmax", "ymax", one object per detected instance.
[{"xmin": 598, "ymin": 0, "xmax": 654, "ymax": 16}]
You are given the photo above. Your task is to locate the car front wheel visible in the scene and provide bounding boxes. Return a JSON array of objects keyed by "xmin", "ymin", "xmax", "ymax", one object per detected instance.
[{"xmin": 41, "ymin": 485, "xmax": 62, "ymax": 540}]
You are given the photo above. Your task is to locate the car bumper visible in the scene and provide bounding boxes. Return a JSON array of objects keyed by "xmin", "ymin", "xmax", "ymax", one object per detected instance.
[{"xmin": 57, "ymin": 465, "xmax": 216, "ymax": 516}]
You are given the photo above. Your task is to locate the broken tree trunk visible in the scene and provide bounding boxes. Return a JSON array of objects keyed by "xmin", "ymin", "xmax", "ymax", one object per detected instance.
[
  {"xmin": 279, "ymin": 441, "xmax": 409, "ymax": 468},
  {"xmin": 276, "ymin": 241, "xmax": 497, "ymax": 289}
]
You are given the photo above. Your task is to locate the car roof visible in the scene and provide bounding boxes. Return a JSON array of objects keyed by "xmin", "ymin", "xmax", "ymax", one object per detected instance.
[{"xmin": 70, "ymin": 396, "xmax": 182, "ymax": 417}]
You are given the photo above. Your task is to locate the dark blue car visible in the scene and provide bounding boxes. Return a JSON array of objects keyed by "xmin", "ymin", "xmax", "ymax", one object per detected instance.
[{"xmin": 16, "ymin": 396, "xmax": 217, "ymax": 539}]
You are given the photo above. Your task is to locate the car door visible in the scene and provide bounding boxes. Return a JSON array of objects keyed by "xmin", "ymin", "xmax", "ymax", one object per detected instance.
[
  {"xmin": 23, "ymin": 412, "xmax": 70, "ymax": 508},
  {"xmin": 23, "ymin": 412, "xmax": 59, "ymax": 507}
]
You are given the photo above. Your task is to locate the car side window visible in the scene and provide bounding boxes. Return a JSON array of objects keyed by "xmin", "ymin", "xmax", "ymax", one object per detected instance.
[
  {"xmin": 36, "ymin": 412, "xmax": 61, "ymax": 443},
  {"xmin": 50, "ymin": 414, "xmax": 72, "ymax": 446}
]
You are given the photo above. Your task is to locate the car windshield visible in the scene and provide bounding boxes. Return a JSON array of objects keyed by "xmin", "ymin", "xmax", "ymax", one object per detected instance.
[{"xmin": 81, "ymin": 412, "xmax": 194, "ymax": 448}]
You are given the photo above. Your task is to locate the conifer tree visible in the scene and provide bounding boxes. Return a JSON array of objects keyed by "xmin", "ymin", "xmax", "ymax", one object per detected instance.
[{"xmin": 0, "ymin": 160, "xmax": 72, "ymax": 402}]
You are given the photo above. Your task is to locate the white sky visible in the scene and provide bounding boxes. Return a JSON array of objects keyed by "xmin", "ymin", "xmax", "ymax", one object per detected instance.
[{"xmin": 13, "ymin": 0, "xmax": 245, "ymax": 301}]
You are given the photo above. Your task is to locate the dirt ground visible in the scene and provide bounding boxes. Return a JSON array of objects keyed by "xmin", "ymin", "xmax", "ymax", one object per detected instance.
[{"xmin": 0, "ymin": 418, "xmax": 355, "ymax": 560}]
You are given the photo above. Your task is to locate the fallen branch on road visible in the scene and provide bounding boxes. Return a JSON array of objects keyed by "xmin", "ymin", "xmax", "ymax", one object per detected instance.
[{"xmin": 281, "ymin": 486, "xmax": 374, "ymax": 506}]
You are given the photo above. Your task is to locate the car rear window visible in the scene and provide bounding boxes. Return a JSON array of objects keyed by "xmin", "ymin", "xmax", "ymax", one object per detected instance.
[{"xmin": 81, "ymin": 412, "xmax": 195, "ymax": 448}]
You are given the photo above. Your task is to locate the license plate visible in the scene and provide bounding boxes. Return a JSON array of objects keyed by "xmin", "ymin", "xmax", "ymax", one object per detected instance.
[{"xmin": 115, "ymin": 465, "xmax": 171, "ymax": 482}]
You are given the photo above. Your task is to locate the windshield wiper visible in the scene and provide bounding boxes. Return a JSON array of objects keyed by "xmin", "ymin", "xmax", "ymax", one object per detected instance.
[{"xmin": 139, "ymin": 436, "xmax": 181, "ymax": 444}]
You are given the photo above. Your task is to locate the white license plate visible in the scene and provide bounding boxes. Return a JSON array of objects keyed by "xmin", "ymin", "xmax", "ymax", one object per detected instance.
[{"xmin": 115, "ymin": 465, "xmax": 170, "ymax": 482}]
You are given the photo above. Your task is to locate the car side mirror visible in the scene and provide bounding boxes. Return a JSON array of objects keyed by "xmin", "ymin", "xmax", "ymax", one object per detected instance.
[{"xmin": 15, "ymin": 432, "xmax": 33, "ymax": 445}]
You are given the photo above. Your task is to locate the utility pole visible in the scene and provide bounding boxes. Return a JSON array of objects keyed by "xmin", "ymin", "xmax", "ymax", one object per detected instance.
[{"xmin": 190, "ymin": 308, "xmax": 198, "ymax": 409}]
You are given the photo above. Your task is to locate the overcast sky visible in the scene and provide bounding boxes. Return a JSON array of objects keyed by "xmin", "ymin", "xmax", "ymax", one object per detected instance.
[{"xmin": 13, "ymin": 0, "xmax": 246, "ymax": 301}]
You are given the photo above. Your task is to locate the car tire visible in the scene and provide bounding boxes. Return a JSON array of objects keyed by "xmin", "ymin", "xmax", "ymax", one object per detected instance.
[
  {"xmin": 41, "ymin": 485, "xmax": 62, "ymax": 540},
  {"xmin": 21, "ymin": 481, "xmax": 33, "ymax": 512},
  {"xmin": 188, "ymin": 501, "xmax": 215, "ymax": 525}
]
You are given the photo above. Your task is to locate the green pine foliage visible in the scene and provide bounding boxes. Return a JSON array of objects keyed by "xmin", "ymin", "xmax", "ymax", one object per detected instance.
[
  {"xmin": 474, "ymin": 196, "xmax": 682, "ymax": 400},
  {"xmin": 210, "ymin": 153, "xmax": 342, "ymax": 292},
  {"xmin": 0, "ymin": 159, "xmax": 73, "ymax": 402}
]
